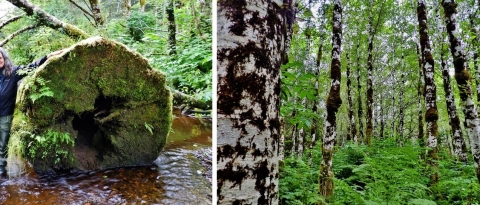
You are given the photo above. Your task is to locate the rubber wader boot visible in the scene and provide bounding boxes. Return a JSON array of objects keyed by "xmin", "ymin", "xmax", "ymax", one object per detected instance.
[
  {"xmin": 0, "ymin": 130, "xmax": 8, "ymax": 177},
  {"xmin": 0, "ymin": 115, "xmax": 12, "ymax": 177}
]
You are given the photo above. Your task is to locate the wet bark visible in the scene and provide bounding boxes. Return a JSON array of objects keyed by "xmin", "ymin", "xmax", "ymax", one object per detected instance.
[
  {"xmin": 440, "ymin": 46, "xmax": 468, "ymax": 162},
  {"xmin": 319, "ymin": 0, "xmax": 342, "ymax": 203},
  {"xmin": 442, "ymin": 0, "xmax": 480, "ymax": 183},
  {"xmin": 346, "ymin": 53, "xmax": 357, "ymax": 142},
  {"xmin": 217, "ymin": 1, "xmax": 295, "ymax": 204},
  {"xmin": 6, "ymin": 0, "xmax": 89, "ymax": 40},
  {"xmin": 167, "ymin": 0, "xmax": 177, "ymax": 55},
  {"xmin": 417, "ymin": 0, "xmax": 439, "ymax": 184}
]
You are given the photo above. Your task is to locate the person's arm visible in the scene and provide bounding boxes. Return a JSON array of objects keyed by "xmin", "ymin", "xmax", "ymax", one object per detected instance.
[{"xmin": 16, "ymin": 49, "xmax": 65, "ymax": 78}]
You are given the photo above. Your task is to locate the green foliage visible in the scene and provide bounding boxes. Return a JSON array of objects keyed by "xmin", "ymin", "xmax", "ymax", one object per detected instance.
[
  {"xmin": 280, "ymin": 157, "xmax": 323, "ymax": 205},
  {"xmin": 280, "ymin": 139, "xmax": 480, "ymax": 205},
  {"xmin": 127, "ymin": 11, "xmax": 156, "ymax": 41},
  {"xmin": 26, "ymin": 77, "xmax": 54, "ymax": 104},
  {"xmin": 26, "ymin": 130, "xmax": 75, "ymax": 168},
  {"xmin": 153, "ymin": 35, "xmax": 213, "ymax": 103}
]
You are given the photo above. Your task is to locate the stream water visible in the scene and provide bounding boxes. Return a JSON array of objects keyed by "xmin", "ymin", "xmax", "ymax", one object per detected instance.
[{"xmin": 0, "ymin": 109, "xmax": 212, "ymax": 205}]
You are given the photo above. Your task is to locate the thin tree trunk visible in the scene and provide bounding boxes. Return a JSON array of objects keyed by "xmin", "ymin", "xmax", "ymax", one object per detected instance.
[
  {"xmin": 442, "ymin": 0, "xmax": 480, "ymax": 183},
  {"xmin": 310, "ymin": 27, "xmax": 325, "ymax": 165},
  {"xmin": 379, "ymin": 94, "xmax": 385, "ymax": 139},
  {"xmin": 167, "ymin": 0, "xmax": 177, "ymax": 55},
  {"xmin": 471, "ymin": 12, "xmax": 480, "ymax": 107},
  {"xmin": 89, "ymin": 0, "xmax": 104, "ymax": 26},
  {"xmin": 441, "ymin": 48, "xmax": 468, "ymax": 162},
  {"xmin": 416, "ymin": 42, "xmax": 425, "ymax": 146},
  {"xmin": 189, "ymin": 0, "xmax": 204, "ymax": 38},
  {"xmin": 347, "ymin": 53, "xmax": 357, "ymax": 142},
  {"xmin": 319, "ymin": 0, "xmax": 342, "ymax": 203},
  {"xmin": 417, "ymin": 0, "xmax": 439, "ymax": 185},
  {"xmin": 356, "ymin": 42, "xmax": 364, "ymax": 142},
  {"xmin": 365, "ymin": 13, "xmax": 374, "ymax": 144},
  {"xmin": 398, "ymin": 51, "xmax": 405, "ymax": 138}
]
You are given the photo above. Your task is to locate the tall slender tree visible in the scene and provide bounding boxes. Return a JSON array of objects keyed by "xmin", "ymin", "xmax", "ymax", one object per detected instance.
[
  {"xmin": 167, "ymin": 0, "xmax": 177, "ymax": 55},
  {"xmin": 417, "ymin": 0, "xmax": 439, "ymax": 184},
  {"xmin": 347, "ymin": 53, "xmax": 357, "ymax": 142},
  {"xmin": 442, "ymin": 0, "xmax": 480, "ymax": 183},
  {"xmin": 217, "ymin": 0, "xmax": 296, "ymax": 204},
  {"xmin": 319, "ymin": 0, "xmax": 342, "ymax": 203}
]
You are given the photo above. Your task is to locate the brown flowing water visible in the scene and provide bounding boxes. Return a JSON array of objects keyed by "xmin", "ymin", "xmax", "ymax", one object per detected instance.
[{"xmin": 0, "ymin": 109, "xmax": 212, "ymax": 205}]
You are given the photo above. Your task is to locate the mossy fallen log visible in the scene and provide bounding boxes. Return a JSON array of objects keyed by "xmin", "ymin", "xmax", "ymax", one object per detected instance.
[{"xmin": 11, "ymin": 36, "xmax": 172, "ymax": 171}]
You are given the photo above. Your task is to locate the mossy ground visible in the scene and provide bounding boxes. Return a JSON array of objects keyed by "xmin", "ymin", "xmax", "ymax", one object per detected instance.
[{"xmin": 11, "ymin": 36, "xmax": 172, "ymax": 171}]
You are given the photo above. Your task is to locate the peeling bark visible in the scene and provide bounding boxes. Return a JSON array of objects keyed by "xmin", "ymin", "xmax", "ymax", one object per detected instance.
[
  {"xmin": 442, "ymin": 0, "xmax": 480, "ymax": 183},
  {"xmin": 319, "ymin": 0, "xmax": 342, "ymax": 203},
  {"xmin": 417, "ymin": 0, "xmax": 439, "ymax": 184},
  {"xmin": 217, "ymin": 0, "xmax": 295, "ymax": 204}
]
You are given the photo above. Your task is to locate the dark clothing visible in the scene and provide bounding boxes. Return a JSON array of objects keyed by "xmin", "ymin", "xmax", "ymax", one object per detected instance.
[{"xmin": 0, "ymin": 56, "xmax": 47, "ymax": 117}]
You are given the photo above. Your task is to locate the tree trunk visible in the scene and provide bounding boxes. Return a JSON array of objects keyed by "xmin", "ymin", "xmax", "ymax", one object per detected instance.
[
  {"xmin": 356, "ymin": 42, "xmax": 364, "ymax": 142},
  {"xmin": 319, "ymin": 0, "xmax": 342, "ymax": 203},
  {"xmin": 442, "ymin": 0, "xmax": 480, "ymax": 183},
  {"xmin": 217, "ymin": 1, "xmax": 295, "ymax": 204},
  {"xmin": 365, "ymin": 5, "xmax": 375, "ymax": 145},
  {"xmin": 166, "ymin": 0, "xmax": 177, "ymax": 55},
  {"xmin": 6, "ymin": 0, "xmax": 89, "ymax": 40},
  {"xmin": 471, "ymin": 12, "xmax": 480, "ymax": 107},
  {"xmin": 440, "ymin": 46, "xmax": 468, "ymax": 162},
  {"xmin": 398, "ymin": 51, "xmax": 405, "ymax": 138},
  {"xmin": 417, "ymin": 0, "xmax": 439, "ymax": 185},
  {"xmin": 346, "ymin": 53, "xmax": 357, "ymax": 142},
  {"xmin": 416, "ymin": 42, "xmax": 425, "ymax": 146},
  {"xmin": 189, "ymin": 0, "xmax": 203, "ymax": 38},
  {"xmin": 89, "ymin": 0, "xmax": 104, "ymax": 26}
]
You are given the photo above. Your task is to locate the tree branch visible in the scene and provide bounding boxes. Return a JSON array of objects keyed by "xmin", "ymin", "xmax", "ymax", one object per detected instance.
[
  {"xmin": 68, "ymin": 0, "xmax": 94, "ymax": 18},
  {"xmin": 0, "ymin": 24, "xmax": 38, "ymax": 47},
  {"xmin": 6, "ymin": 0, "xmax": 89, "ymax": 40},
  {"xmin": 0, "ymin": 14, "xmax": 24, "ymax": 30}
]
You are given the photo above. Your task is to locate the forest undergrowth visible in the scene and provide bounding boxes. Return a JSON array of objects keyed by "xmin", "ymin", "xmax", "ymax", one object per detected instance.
[{"xmin": 280, "ymin": 138, "xmax": 480, "ymax": 205}]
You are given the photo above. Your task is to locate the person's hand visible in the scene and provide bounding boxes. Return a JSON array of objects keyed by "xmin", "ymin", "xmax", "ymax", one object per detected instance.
[{"xmin": 47, "ymin": 49, "xmax": 65, "ymax": 58}]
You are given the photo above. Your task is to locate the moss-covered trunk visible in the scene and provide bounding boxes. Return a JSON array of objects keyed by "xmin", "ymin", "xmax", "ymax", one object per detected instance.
[
  {"xmin": 319, "ymin": 0, "xmax": 342, "ymax": 203},
  {"xmin": 417, "ymin": 0, "xmax": 439, "ymax": 185},
  {"xmin": 440, "ymin": 45, "xmax": 468, "ymax": 162},
  {"xmin": 442, "ymin": 0, "xmax": 480, "ymax": 183},
  {"xmin": 12, "ymin": 37, "xmax": 172, "ymax": 171}
]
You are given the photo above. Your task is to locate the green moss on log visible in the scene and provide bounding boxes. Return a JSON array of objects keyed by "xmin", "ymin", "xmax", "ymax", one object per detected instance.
[{"xmin": 13, "ymin": 36, "xmax": 172, "ymax": 170}]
